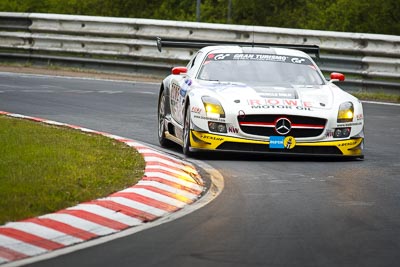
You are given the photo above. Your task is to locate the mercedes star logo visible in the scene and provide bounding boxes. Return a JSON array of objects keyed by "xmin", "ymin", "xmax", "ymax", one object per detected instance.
[{"xmin": 275, "ymin": 118, "xmax": 291, "ymax": 135}]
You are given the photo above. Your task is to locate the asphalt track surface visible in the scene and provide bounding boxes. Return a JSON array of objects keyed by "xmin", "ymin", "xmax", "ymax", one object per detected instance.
[{"xmin": 1, "ymin": 72, "xmax": 399, "ymax": 267}]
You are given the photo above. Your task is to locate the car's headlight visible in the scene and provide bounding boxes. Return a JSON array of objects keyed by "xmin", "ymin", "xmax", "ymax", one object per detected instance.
[
  {"xmin": 337, "ymin": 102, "xmax": 354, "ymax": 123},
  {"xmin": 202, "ymin": 96, "xmax": 225, "ymax": 118}
]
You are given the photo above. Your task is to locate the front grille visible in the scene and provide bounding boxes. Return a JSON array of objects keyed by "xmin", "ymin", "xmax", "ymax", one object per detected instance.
[{"xmin": 238, "ymin": 114, "xmax": 326, "ymax": 138}]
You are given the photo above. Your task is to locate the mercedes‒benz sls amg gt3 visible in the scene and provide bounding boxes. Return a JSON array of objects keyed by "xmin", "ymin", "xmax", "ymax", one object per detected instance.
[{"xmin": 156, "ymin": 38, "xmax": 364, "ymax": 158}]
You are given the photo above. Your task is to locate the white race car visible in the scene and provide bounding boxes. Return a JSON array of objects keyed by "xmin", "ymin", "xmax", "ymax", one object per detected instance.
[{"xmin": 157, "ymin": 38, "xmax": 364, "ymax": 158}]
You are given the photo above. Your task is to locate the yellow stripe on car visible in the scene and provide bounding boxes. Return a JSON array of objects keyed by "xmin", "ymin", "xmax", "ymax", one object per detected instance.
[{"xmin": 190, "ymin": 130, "xmax": 363, "ymax": 156}]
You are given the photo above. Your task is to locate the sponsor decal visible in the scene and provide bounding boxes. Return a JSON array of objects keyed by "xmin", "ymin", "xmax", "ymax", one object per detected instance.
[
  {"xmin": 170, "ymin": 82, "xmax": 181, "ymax": 120},
  {"xmin": 194, "ymin": 114, "xmax": 226, "ymax": 122},
  {"xmin": 179, "ymin": 79, "xmax": 192, "ymax": 97},
  {"xmin": 171, "ymin": 80, "xmax": 192, "ymax": 104},
  {"xmin": 171, "ymin": 80, "xmax": 192, "ymax": 122},
  {"xmin": 248, "ymin": 99, "xmax": 312, "ymax": 107},
  {"xmin": 269, "ymin": 136, "xmax": 296, "ymax": 149},
  {"xmin": 228, "ymin": 126, "xmax": 239, "ymax": 133},
  {"xmin": 200, "ymin": 134, "xmax": 224, "ymax": 141},
  {"xmin": 171, "ymin": 82, "xmax": 180, "ymax": 103},
  {"xmin": 214, "ymin": 54, "xmax": 231, "ymax": 60},
  {"xmin": 337, "ymin": 122, "xmax": 362, "ymax": 127},
  {"xmin": 233, "ymin": 54, "xmax": 287, "ymax": 62},
  {"xmin": 338, "ymin": 140, "xmax": 358, "ymax": 147},
  {"xmin": 291, "ymin": 57, "xmax": 306, "ymax": 64},
  {"xmin": 356, "ymin": 114, "xmax": 363, "ymax": 120},
  {"xmin": 260, "ymin": 92, "xmax": 295, "ymax": 98},
  {"xmin": 206, "ymin": 53, "xmax": 312, "ymax": 65},
  {"xmin": 325, "ymin": 129, "xmax": 335, "ymax": 138},
  {"xmin": 248, "ymin": 98, "xmax": 313, "ymax": 111},
  {"xmin": 269, "ymin": 136, "xmax": 284, "ymax": 149},
  {"xmin": 284, "ymin": 136, "xmax": 296, "ymax": 149},
  {"xmin": 251, "ymin": 105, "xmax": 312, "ymax": 111},
  {"xmin": 191, "ymin": 106, "xmax": 202, "ymax": 114}
]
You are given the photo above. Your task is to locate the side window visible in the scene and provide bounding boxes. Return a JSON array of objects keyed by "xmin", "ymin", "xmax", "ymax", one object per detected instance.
[
  {"xmin": 187, "ymin": 51, "xmax": 203, "ymax": 75},
  {"xmin": 186, "ymin": 56, "xmax": 195, "ymax": 70}
]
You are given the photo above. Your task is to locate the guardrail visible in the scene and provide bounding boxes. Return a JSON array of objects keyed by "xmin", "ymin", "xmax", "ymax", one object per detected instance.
[{"xmin": 0, "ymin": 12, "xmax": 399, "ymax": 94}]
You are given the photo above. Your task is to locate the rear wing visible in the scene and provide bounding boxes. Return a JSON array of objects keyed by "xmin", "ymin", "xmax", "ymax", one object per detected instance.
[{"xmin": 156, "ymin": 37, "xmax": 320, "ymax": 58}]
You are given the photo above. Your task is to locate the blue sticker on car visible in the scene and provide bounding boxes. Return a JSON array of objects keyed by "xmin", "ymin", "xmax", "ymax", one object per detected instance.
[{"xmin": 269, "ymin": 136, "xmax": 285, "ymax": 149}]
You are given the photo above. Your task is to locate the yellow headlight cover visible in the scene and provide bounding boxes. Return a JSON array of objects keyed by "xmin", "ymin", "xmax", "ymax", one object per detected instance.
[
  {"xmin": 205, "ymin": 103, "xmax": 224, "ymax": 115},
  {"xmin": 202, "ymin": 96, "xmax": 225, "ymax": 118},
  {"xmin": 337, "ymin": 102, "xmax": 354, "ymax": 122}
]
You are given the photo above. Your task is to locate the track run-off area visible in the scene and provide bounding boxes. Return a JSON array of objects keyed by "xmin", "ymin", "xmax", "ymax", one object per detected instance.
[{"xmin": 0, "ymin": 71, "xmax": 399, "ymax": 267}]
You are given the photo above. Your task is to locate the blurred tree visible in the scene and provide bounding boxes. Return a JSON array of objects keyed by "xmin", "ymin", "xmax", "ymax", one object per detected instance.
[
  {"xmin": 297, "ymin": 0, "xmax": 400, "ymax": 35},
  {"xmin": 201, "ymin": 0, "xmax": 229, "ymax": 24},
  {"xmin": 0, "ymin": 0, "xmax": 398, "ymax": 35},
  {"xmin": 153, "ymin": 0, "xmax": 196, "ymax": 21}
]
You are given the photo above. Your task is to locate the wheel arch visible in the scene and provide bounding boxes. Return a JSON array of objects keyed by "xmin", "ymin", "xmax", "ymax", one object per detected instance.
[{"xmin": 158, "ymin": 80, "xmax": 171, "ymax": 116}]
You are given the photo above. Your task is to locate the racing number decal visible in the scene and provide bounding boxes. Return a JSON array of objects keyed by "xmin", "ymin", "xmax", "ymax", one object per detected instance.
[
  {"xmin": 170, "ymin": 82, "xmax": 181, "ymax": 122},
  {"xmin": 170, "ymin": 79, "xmax": 191, "ymax": 124}
]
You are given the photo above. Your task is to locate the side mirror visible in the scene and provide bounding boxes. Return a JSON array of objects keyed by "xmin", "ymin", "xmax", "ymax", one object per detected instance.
[
  {"xmin": 330, "ymin": 72, "xmax": 345, "ymax": 82},
  {"xmin": 172, "ymin": 67, "xmax": 187, "ymax": 75}
]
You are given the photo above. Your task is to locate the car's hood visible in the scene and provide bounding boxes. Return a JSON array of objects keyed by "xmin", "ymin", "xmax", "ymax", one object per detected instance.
[{"xmin": 198, "ymin": 82, "xmax": 335, "ymax": 110}]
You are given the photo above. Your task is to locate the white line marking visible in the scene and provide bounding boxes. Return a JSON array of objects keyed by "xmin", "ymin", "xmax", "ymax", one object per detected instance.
[
  {"xmin": 0, "ymin": 71, "xmax": 160, "ymax": 85},
  {"xmin": 362, "ymin": 100, "xmax": 400, "ymax": 106}
]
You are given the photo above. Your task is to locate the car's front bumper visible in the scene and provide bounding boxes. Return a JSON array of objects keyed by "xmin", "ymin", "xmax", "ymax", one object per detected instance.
[{"xmin": 189, "ymin": 130, "xmax": 364, "ymax": 158}]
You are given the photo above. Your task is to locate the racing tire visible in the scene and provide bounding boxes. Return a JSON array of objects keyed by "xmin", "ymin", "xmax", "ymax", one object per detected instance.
[
  {"xmin": 183, "ymin": 104, "xmax": 192, "ymax": 156},
  {"xmin": 158, "ymin": 90, "xmax": 173, "ymax": 147}
]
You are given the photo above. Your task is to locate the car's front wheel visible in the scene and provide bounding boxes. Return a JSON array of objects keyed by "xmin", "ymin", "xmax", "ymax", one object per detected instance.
[
  {"xmin": 182, "ymin": 104, "xmax": 192, "ymax": 156},
  {"xmin": 158, "ymin": 90, "xmax": 172, "ymax": 147}
]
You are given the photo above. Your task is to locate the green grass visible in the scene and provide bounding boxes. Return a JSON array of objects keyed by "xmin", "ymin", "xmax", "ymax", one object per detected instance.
[{"xmin": 0, "ymin": 116, "xmax": 145, "ymax": 225}]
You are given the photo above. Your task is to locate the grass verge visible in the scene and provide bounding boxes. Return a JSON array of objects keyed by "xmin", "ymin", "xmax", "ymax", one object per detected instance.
[{"xmin": 0, "ymin": 115, "xmax": 145, "ymax": 225}]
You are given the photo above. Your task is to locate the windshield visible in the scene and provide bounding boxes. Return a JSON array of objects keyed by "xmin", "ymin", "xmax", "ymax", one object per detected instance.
[{"xmin": 197, "ymin": 53, "xmax": 325, "ymax": 86}]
